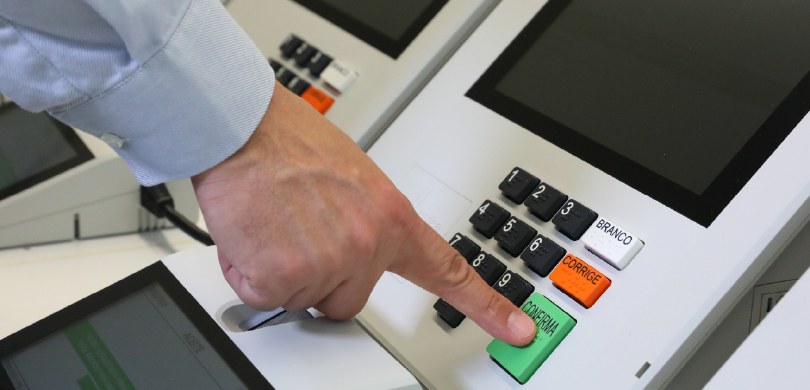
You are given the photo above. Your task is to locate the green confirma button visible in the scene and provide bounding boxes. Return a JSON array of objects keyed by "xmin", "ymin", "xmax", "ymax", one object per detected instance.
[{"xmin": 486, "ymin": 293, "xmax": 576, "ymax": 384}]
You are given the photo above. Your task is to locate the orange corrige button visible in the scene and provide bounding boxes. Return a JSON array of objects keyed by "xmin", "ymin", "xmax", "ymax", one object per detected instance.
[
  {"xmin": 300, "ymin": 86, "xmax": 334, "ymax": 114},
  {"xmin": 549, "ymin": 254, "xmax": 611, "ymax": 308}
]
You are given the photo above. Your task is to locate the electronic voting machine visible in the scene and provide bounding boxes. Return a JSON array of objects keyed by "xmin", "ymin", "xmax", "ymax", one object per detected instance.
[
  {"xmin": 227, "ymin": 0, "xmax": 497, "ymax": 149},
  {"xmin": 360, "ymin": 0, "xmax": 810, "ymax": 388}
]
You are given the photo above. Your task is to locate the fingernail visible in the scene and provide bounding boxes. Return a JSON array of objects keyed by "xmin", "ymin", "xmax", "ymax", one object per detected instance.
[{"xmin": 507, "ymin": 311, "xmax": 536, "ymax": 344}]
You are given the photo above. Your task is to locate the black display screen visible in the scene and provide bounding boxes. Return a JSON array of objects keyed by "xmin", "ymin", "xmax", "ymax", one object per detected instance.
[
  {"xmin": 0, "ymin": 262, "xmax": 273, "ymax": 389},
  {"xmin": 0, "ymin": 104, "xmax": 93, "ymax": 201},
  {"xmin": 293, "ymin": 0, "xmax": 448, "ymax": 58},
  {"xmin": 468, "ymin": 0, "xmax": 810, "ymax": 226}
]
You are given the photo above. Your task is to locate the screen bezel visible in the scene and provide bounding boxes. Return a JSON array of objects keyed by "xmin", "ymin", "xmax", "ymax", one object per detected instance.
[
  {"xmin": 292, "ymin": 0, "xmax": 448, "ymax": 59},
  {"xmin": 0, "ymin": 104, "xmax": 94, "ymax": 202},
  {"xmin": 466, "ymin": 0, "xmax": 810, "ymax": 227},
  {"xmin": 0, "ymin": 261, "xmax": 273, "ymax": 390}
]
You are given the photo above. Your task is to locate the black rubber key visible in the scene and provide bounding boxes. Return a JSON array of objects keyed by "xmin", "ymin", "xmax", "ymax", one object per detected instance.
[
  {"xmin": 524, "ymin": 183, "xmax": 568, "ymax": 222},
  {"xmin": 552, "ymin": 199, "xmax": 598, "ymax": 241},
  {"xmin": 470, "ymin": 252, "xmax": 507, "ymax": 286},
  {"xmin": 280, "ymin": 34, "xmax": 304, "ymax": 58},
  {"xmin": 494, "ymin": 217, "xmax": 537, "ymax": 257},
  {"xmin": 293, "ymin": 43, "xmax": 318, "ymax": 67},
  {"xmin": 434, "ymin": 299, "xmax": 466, "ymax": 328},
  {"xmin": 449, "ymin": 233, "xmax": 480, "ymax": 263},
  {"xmin": 307, "ymin": 52, "xmax": 333, "ymax": 78},
  {"xmin": 493, "ymin": 271, "xmax": 535, "ymax": 306},
  {"xmin": 469, "ymin": 200, "xmax": 510, "ymax": 239},
  {"xmin": 499, "ymin": 167, "xmax": 540, "ymax": 204},
  {"xmin": 520, "ymin": 234, "xmax": 566, "ymax": 277}
]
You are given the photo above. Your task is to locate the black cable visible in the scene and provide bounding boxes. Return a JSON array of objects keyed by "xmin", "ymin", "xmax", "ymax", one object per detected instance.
[
  {"xmin": 140, "ymin": 184, "xmax": 214, "ymax": 246},
  {"xmin": 163, "ymin": 204, "xmax": 214, "ymax": 246}
]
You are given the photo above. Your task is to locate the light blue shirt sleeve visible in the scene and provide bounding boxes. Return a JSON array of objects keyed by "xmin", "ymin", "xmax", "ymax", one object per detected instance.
[{"xmin": 0, "ymin": 0, "xmax": 275, "ymax": 185}]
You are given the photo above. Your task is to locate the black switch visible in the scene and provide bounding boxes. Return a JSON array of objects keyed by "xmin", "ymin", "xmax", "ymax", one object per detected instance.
[
  {"xmin": 469, "ymin": 200, "xmax": 510, "ymax": 239},
  {"xmin": 280, "ymin": 34, "xmax": 304, "ymax": 59},
  {"xmin": 449, "ymin": 233, "xmax": 480, "ymax": 263},
  {"xmin": 524, "ymin": 182, "xmax": 568, "ymax": 222},
  {"xmin": 499, "ymin": 167, "xmax": 540, "ymax": 204},
  {"xmin": 307, "ymin": 52, "xmax": 333, "ymax": 78},
  {"xmin": 493, "ymin": 271, "xmax": 535, "ymax": 306},
  {"xmin": 552, "ymin": 199, "xmax": 598, "ymax": 240},
  {"xmin": 434, "ymin": 299, "xmax": 466, "ymax": 328},
  {"xmin": 494, "ymin": 217, "xmax": 537, "ymax": 257},
  {"xmin": 520, "ymin": 234, "xmax": 566, "ymax": 277},
  {"xmin": 470, "ymin": 252, "xmax": 507, "ymax": 286}
]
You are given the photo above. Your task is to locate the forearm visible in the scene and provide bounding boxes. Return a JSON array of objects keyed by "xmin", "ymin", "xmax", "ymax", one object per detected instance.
[{"xmin": 0, "ymin": 0, "xmax": 274, "ymax": 185}]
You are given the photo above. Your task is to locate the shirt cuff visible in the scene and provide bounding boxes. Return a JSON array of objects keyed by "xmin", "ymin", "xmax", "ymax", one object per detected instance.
[{"xmin": 50, "ymin": 0, "xmax": 274, "ymax": 186}]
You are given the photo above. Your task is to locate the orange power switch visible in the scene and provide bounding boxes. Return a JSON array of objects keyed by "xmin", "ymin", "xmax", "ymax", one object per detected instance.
[
  {"xmin": 300, "ymin": 86, "xmax": 334, "ymax": 114},
  {"xmin": 549, "ymin": 254, "xmax": 611, "ymax": 308}
]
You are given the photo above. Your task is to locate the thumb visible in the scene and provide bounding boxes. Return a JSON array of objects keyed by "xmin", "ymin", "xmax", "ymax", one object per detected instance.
[{"xmin": 391, "ymin": 219, "xmax": 536, "ymax": 346}]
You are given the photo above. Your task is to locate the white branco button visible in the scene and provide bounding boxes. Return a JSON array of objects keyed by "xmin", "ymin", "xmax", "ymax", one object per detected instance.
[
  {"xmin": 320, "ymin": 60, "xmax": 358, "ymax": 93},
  {"xmin": 581, "ymin": 217, "xmax": 644, "ymax": 270}
]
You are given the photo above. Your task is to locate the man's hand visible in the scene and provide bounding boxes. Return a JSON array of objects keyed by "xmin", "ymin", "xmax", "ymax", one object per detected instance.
[{"xmin": 192, "ymin": 82, "xmax": 536, "ymax": 345}]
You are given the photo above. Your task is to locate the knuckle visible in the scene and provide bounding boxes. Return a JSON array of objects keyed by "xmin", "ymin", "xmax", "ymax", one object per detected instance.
[
  {"xmin": 435, "ymin": 252, "xmax": 477, "ymax": 296},
  {"xmin": 485, "ymin": 292, "xmax": 506, "ymax": 317},
  {"xmin": 240, "ymin": 295, "xmax": 281, "ymax": 312},
  {"xmin": 237, "ymin": 258, "xmax": 311, "ymax": 310},
  {"xmin": 378, "ymin": 185, "xmax": 414, "ymax": 226},
  {"xmin": 282, "ymin": 299, "xmax": 310, "ymax": 312},
  {"xmin": 347, "ymin": 222, "xmax": 379, "ymax": 261},
  {"xmin": 242, "ymin": 267, "xmax": 270, "ymax": 290},
  {"xmin": 282, "ymin": 285, "xmax": 329, "ymax": 313},
  {"xmin": 320, "ymin": 300, "xmax": 363, "ymax": 321},
  {"xmin": 236, "ymin": 285, "xmax": 284, "ymax": 311}
]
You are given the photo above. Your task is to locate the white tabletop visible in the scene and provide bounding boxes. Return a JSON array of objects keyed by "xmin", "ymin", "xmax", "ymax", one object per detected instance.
[{"xmin": 0, "ymin": 229, "xmax": 422, "ymax": 390}]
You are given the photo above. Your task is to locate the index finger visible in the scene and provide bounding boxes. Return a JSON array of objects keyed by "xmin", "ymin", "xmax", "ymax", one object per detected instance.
[{"xmin": 390, "ymin": 218, "xmax": 536, "ymax": 346}]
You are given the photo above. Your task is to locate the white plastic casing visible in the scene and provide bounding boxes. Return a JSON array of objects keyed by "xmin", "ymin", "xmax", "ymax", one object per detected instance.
[
  {"xmin": 360, "ymin": 0, "xmax": 810, "ymax": 388},
  {"xmin": 226, "ymin": 0, "xmax": 497, "ymax": 149},
  {"xmin": 0, "ymin": 131, "xmax": 198, "ymax": 249}
]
